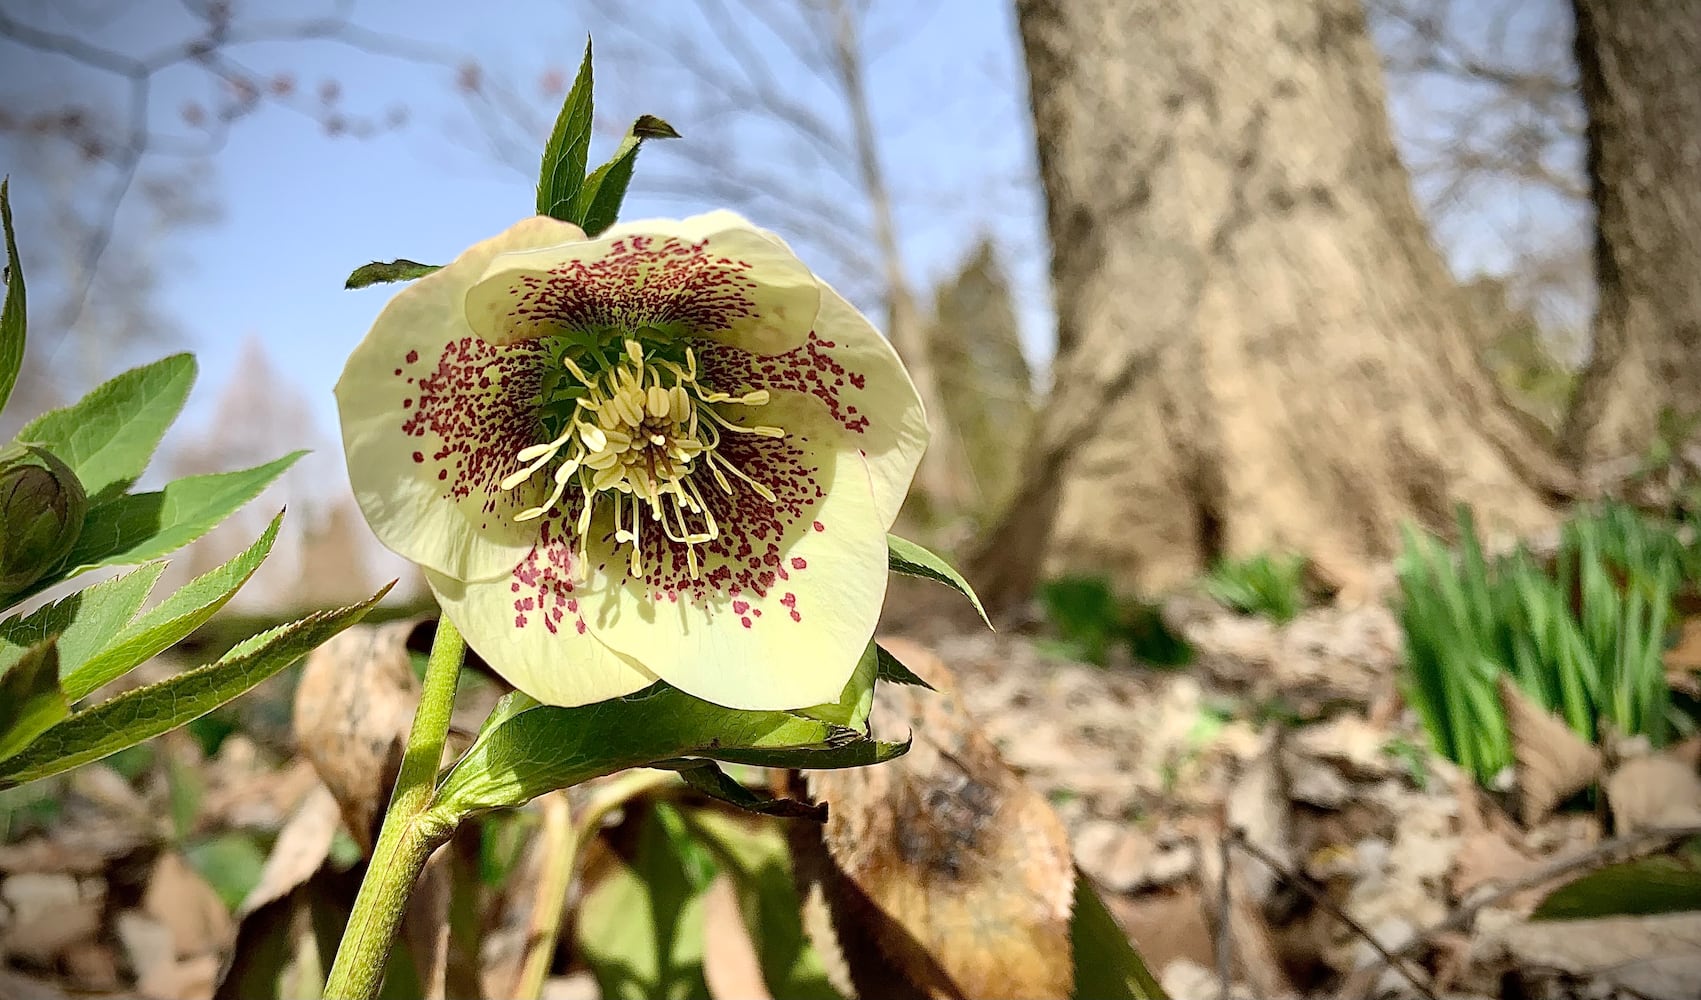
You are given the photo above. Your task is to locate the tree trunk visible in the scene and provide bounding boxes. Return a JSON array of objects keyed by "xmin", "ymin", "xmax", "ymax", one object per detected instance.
[
  {"xmin": 1559, "ymin": 0, "xmax": 1701, "ymax": 470},
  {"xmin": 971, "ymin": 0, "xmax": 1573, "ymax": 612}
]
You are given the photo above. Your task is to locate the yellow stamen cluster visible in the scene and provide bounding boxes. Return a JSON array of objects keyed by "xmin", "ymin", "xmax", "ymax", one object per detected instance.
[{"xmin": 501, "ymin": 339, "xmax": 782, "ymax": 579}]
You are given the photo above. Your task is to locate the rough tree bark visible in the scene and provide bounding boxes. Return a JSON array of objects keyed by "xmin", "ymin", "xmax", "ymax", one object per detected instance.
[
  {"xmin": 970, "ymin": 0, "xmax": 1574, "ymax": 612},
  {"xmin": 1559, "ymin": 0, "xmax": 1701, "ymax": 471}
]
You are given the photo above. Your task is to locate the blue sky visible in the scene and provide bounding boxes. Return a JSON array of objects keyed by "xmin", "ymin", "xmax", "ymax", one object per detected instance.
[{"xmin": 2, "ymin": 0, "xmax": 1048, "ymax": 439}]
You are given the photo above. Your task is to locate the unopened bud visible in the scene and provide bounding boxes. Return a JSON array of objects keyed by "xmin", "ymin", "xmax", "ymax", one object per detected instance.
[{"xmin": 0, "ymin": 444, "xmax": 87, "ymax": 600}]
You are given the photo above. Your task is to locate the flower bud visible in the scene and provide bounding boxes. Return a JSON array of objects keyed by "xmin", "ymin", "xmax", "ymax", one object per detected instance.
[{"xmin": 0, "ymin": 444, "xmax": 87, "ymax": 600}]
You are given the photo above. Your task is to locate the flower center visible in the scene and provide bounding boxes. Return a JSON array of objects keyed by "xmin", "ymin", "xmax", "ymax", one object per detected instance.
[{"xmin": 501, "ymin": 338, "xmax": 782, "ymax": 580}]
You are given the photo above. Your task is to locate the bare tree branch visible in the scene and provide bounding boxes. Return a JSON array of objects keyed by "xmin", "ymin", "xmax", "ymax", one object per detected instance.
[{"xmin": 0, "ymin": 0, "xmax": 459, "ymax": 345}]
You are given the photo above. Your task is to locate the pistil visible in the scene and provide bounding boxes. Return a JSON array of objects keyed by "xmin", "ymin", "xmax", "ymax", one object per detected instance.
[{"xmin": 503, "ymin": 339, "xmax": 781, "ymax": 579}]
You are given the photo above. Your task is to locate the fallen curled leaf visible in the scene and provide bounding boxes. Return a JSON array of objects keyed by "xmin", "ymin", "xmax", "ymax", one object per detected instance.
[
  {"xmin": 1500, "ymin": 677, "xmax": 1602, "ymax": 826},
  {"xmin": 789, "ymin": 637, "xmax": 1076, "ymax": 1000},
  {"xmin": 1450, "ymin": 783, "xmax": 1545, "ymax": 907},
  {"xmin": 292, "ymin": 619, "xmax": 426, "ymax": 852},
  {"xmin": 1605, "ymin": 752, "xmax": 1701, "ymax": 835},
  {"xmin": 235, "ymin": 782, "xmax": 341, "ymax": 919},
  {"xmin": 144, "ymin": 851, "xmax": 234, "ymax": 960}
]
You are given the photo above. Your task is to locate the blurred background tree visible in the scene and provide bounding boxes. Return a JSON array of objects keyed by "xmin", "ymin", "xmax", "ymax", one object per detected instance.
[{"xmin": 5, "ymin": 0, "xmax": 1694, "ymax": 620}]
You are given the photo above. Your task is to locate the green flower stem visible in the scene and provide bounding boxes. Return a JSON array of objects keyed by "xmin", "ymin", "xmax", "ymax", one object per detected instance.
[{"xmin": 325, "ymin": 616, "xmax": 467, "ymax": 1000}]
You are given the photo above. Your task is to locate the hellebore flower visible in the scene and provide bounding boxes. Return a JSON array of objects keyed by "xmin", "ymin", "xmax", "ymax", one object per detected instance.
[{"xmin": 336, "ymin": 212, "xmax": 927, "ymax": 710}]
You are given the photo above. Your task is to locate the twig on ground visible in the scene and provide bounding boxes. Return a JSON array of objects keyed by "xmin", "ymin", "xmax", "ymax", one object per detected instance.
[
  {"xmin": 1358, "ymin": 821, "xmax": 1701, "ymax": 985},
  {"xmin": 1216, "ymin": 827, "xmax": 1233, "ymax": 1000},
  {"xmin": 1230, "ymin": 830, "xmax": 1442, "ymax": 1000}
]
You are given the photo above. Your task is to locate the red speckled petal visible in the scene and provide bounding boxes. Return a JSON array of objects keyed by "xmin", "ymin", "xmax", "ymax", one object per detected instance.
[
  {"xmin": 336, "ymin": 216, "xmax": 584, "ymax": 582},
  {"xmin": 463, "ymin": 212, "xmax": 820, "ymax": 355},
  {"xmin": 426, "ymin": 556, "xmax": 659, "ymax": 708},
  {"xmin": 569, "ymin": 391, "xmax": 889, "ymax": 710},
  {"xmin": 699, "ymin": 279, "xmax": 928, "ymax": 528}
]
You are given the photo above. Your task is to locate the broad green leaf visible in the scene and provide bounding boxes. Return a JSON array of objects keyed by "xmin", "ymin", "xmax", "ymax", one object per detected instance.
[
  {"xmin": 1533, "ymin": 848, "xmax": 1701, "ymax": 921},
  {"xmin": 430, "ymin": 681, "xmax": 905, "ymax": 820},
  {"xmin": 536, "ymin": 39, "xmax": 595, "ymax": 222},
  {"xmin": 14, "ymin": 354, "xmax": 196, "ymax": 501},
  {"xmin": 889, "ymin": 533, "xmax": 990, "ymax": 627},
  {"xmin": 0, "ymin": 640, "xmax": 65, "ymax": 762},
  {"xmin": 0, "ymin": 178, "xmax": 24, "ymax": 415},
  {"xmin": 0, "ymin": 562, "xmax": 166, "ymax": 683},
  {"xmin": 571, "ymin": 114, "xmax": 680, "ymax": 236},
  {"xmin": 1071, "ymin": 870, "xmax": 1169, "ymax": 999},
  {"xmin": 653, "ymin": 759, "xmax": 826, "ymax": 821},
  {"xmin": 680, "ymin": 809, "xmax": 843, "ymax": 1000},
  {"xmin": 53, "ymin": 452, "xmax": 302, "ymax": 585},
  {"xmin": 345, "ymin": 259, "xmax": 441, "ymax": 290},
  {"xmin": 63, "ymin": 513, "xmax": 283, "ymax": 700},
  {"xmin": 0, "ymin": 583, "xmax": 390, "ymax": 789},
  {"xmin": 576, "ymin": 805, "xmax": 712, "ymax": 1000},
  {"xmin": 798, "ymin": 640, "xmax": 877, "ymax": 731},
  {"xmin": 876, "ymin": 642, "xmax": 935, "ymax": 690}
]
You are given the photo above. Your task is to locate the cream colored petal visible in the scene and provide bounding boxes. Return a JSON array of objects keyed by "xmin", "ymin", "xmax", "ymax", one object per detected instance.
[
  {"xmin": 336, "ymin": 216, "xmax": 587, "ymax": 582},
  {"xmin": 574, "ymin": 393, "xmax": 889, "ymax": 710},
  {"xmin": 425, "ymin": 545, "xmax": 658, "ymax": 708},
  {"xmin": 696, "ymin": 279, "xmax": 928, "ymax": 528},
  {"xmin": 464, "ymin": 213, "xmax": 820, "ymax": 355}
]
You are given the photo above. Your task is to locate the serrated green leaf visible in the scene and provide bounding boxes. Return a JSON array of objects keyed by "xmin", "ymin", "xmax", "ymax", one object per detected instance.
[
  {"xmin": 576, "ymin": 805, "xmax": 712, "ymax": 1000},
  {"xmin": 50, "ymin": 453, "xmax": 302, "ymax": 589},
  {"xmin": 1532, "ymin": 847, "xmax": 1701, "ymax": 921},
  {"xmin": 0, "ymin": 178, "xmax": 24, "ymax": 415},
  {"xmin": 536, "ymin": 39, "xmax": 595, "ymax": 222},
  {"xmin": 62, "ymin": 512, "xmax": 283, "ymax": 700},
  {"xmin": 1071, "ymin": 869, "xmax": 1170, "ymax": 999},
  {"xmin": 0, "ymin": 640, "xmax": 65, "ymax": 763},
  {"xmin": 653, "ymin": 759, "xmax": 826, "ymax": 821},
  {"xmin": 345, "ymin": 259, "xmax": 441, "ymax": 290},
  {"xmin": 679, "ymin": 808, "xmax": 842, "ymax": 999},
  {"xmin": 889, "ymin": 533, "xmax": 990, "ymax": 627},
  {"xmin": 14, "ymin": 354, "xmax": 196, "ymax": 502},
  {"xmin": 430, "ymin": 681, "xmax": 905, "ymax": 820},
  {"xmin": 684, "ymin": 733, "xmax": 908, "ymax": 771},
  {"xmin": 876, "ymin": 642, "xmax": 935, "ymax": 690},
  {"xmin": 0, "ymin": 562, "xmax": 165, "ymax": 683},
  {"xmin": 0, "ymin": 583, "xmax": 391, "ymax": 790},
  {"xmin": 797, "ymin": 640, "xmax": 877, "ymax": 732},
  {"xmin": 571, "ymin": 114, "xmax": 680, "ymax": 236}
]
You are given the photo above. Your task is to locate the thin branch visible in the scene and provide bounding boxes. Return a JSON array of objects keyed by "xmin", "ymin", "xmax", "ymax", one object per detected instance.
[{"xmin": 1231, "ymin": 829, "xmax": 1442, "ymax": 1000}]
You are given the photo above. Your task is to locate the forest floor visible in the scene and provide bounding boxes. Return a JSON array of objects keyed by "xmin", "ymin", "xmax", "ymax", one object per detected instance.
[{"xmin": 3, "ymin": 586, "xmax": 1701, "ymax": 999}]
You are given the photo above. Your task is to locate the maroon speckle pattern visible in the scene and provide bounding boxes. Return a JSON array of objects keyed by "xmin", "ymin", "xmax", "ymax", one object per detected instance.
[
  {"xmin": 397, "ymin": 337, "xmax": 548, "ymax": 518},
  {"xmin": 508, "ymin": 517, "xmax": 591, "ymax": 636},
  {"xmin": 700, "ymin": 332, "xmax": 871, "ymax": 434},
  {"xmin": 506, "ymin": 409, "xmax": 831, "ymax": 637},
  {"xmin": 498, "ymin": 235, "xmax": 767, "ymax": 336}
]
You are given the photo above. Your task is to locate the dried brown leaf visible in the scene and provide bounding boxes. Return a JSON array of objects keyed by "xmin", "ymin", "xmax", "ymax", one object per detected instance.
[
  {"xmin": 793, "ymin": 637, "xmax": 1076, "ymax": 1000},
  {"xmin": 1500, "ymin": 676, "xmax": 1603, "ymax": 826},
  {"xmin": 292, "ymin": 619, "xmax": 424, "ymax": 853},
  {"xmin": 1605, "ymin": 753, "xmax": 1701, "ymax": 835},
  {"xmin": 235, "ymin": 782, "xmax": 341, "ymax": 919},
  {"xmin": 143, "ymin": 852, "xmax": 233, "ymax": 959}
]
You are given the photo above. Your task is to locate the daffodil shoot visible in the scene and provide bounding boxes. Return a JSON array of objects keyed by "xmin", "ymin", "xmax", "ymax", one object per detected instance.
[{"xmin": 336, "ymin": 212, "xmax": 927, "ymax": 710}]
